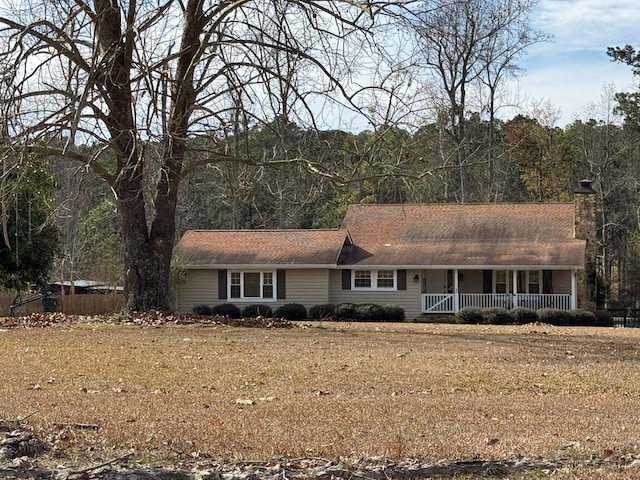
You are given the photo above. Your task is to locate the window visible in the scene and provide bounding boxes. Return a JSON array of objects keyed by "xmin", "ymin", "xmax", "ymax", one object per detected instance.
[
  {"xmin": 353, "ymin": 270, "xmax": 396, "ymax": 290},
  {"xmin": 263, "ymin": 272, "xmax": 274, "ymax": 298},
  {"xmin": 377, "ymin": 270, "xmax": 395, "ymax": 288},
  {"xmin": 230, "ymin": 272, "xmax": 241, "ymax": 298},
  {"xmin": 528, "ymin": 271, "xmax": 540, "ymax": 294},
  {"xmin": 515, "ymin": 270, "xmax": 541, "ymax": 294},
  {"xmin": 229, "ymin": 271, "xmax": 276, "ymax": 300},
  {"xmin": 495, "ymin": 270, "xmax": 507, "ymax": 294},
  {"xmin": 354, "ymin": 270, "xmax": 372, "ymax": 288}
]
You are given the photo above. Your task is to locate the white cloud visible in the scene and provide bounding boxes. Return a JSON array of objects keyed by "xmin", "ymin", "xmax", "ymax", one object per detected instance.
[
  {"xmin": 505, "ymin": 1, "xmax": 640, "ymax": 125},
  {"xmin": 534, "ymin": 0, "xmax": 640, "ymax": 50}
]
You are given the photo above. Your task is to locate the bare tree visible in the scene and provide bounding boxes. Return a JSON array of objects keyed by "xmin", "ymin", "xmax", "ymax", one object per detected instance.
[
  {"xmin": 0, "ymin": 0, "xmax": 413, "ymax": 311},
  {"xmin": 402, "ymin": 0, "xmax": 546, "ymax": 202}
]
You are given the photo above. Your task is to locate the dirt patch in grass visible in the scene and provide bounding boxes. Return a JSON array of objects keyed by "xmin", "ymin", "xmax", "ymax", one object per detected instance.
[{"xmin": 2, "ymin": 318, "xmax": 640, "ymax": 478}]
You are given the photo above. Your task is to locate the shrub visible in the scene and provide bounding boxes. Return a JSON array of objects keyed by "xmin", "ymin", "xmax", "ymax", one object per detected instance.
[
  {"xmin": 537, "ymin": 308, "xmax": 573, "ymax": 326},
  {"xmin": 192, "ymin": 304, "xmax": 211, "ymax": 316},
  {"xmin": 510, "ymin": 307, "xmax": 538, "ymax": 325},
  {"xmin": 241, "ymin": 304, "xmax": 273, "ymax": 318},
  {"xmin": 274, "ymin": 303, "xmax": 308, "ymax": 321},
  {"xmin": 308, "ymin": 304, "xmax": 335, "ymax": 320},
  {"xmin": 334, "ymin": 303, "xmax": 357, "ymax": 321},
  {"xmin": 455, "ymin": 307, "xmax": 484, "ymax": 324},
  {"xmin": 571, "ymin": 310, "xmax": 597, "ymax": 326},
  {"xmin": 382, "ymin": 304, "xmax": 405, "ymax": 322},
  {"xmin": 354, "ymin": 303, "xmax": 385, "ymax": 322},
  {"xmin": 211, "ymin": 303, "xmax": 241, "ymax": 319},
  {"xmin": 594, "ymin": 310, "xmax": 614, "ymax": 327},
  {"xmin": 482, "ymin": 307, "xmax": 512, "ymax": 325}
]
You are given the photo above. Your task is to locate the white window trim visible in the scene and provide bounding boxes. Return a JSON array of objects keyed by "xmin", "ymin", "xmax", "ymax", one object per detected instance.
[
  {"xmin": 228, "ymin": 271, "xmax": 277, "ymax": 302},
  {"xmin": 352, "ymin": 269, "xmax": 397, "ymax": 291}
]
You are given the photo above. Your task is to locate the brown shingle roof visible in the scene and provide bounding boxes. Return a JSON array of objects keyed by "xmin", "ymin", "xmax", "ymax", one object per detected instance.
[
  {"xmin": 341, "ymin": 203, "xmax": 585, "ymax": 267},
  {"xmin": 174, "ymin": 229, "xmax": 349, "ymax": 266}
]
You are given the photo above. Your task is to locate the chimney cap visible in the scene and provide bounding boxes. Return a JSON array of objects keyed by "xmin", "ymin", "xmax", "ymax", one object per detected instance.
[{"xmin": 575, "ymin": 179, "xmax": 596, "ymax": 194}]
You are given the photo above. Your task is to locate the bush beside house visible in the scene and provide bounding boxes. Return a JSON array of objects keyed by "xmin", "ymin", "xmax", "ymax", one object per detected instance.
[
  {"xmin": 455, "ymin": 307, "xmax": 613, "ymax": 327},
  {"xmin": 211, "ymin": 303, "xmax": 241, "ymax": 318},
  {"xmin": 274, "ymin": 303, "xmax": 307, "ymax": 320}
]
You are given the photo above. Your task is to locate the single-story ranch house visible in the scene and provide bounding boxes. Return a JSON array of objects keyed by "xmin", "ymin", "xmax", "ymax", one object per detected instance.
[{"xmin": 173, "ymin": 180, "xmax": 598, "ymax": 320}]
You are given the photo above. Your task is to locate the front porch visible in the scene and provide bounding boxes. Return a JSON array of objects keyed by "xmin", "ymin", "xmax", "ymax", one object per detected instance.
[{"xmin": 419, "ymin": 268, "xmax": 576, "ymax": 314}]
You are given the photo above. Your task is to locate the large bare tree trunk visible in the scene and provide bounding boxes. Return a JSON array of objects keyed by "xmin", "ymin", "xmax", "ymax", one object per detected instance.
[{"xmin": 94, "ymin": 0, "xmax": 203, "ymax": 311}]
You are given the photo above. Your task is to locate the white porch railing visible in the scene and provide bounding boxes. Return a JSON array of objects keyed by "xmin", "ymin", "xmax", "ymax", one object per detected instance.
[
  {"xmin": 460, "ymin": 293, "xmax": 512, "ymax": 309},
  {"xmin": 423, "ymin": 293, "xmax": 455, "ymax": 313},
  {"xmin": 422, "ymin": 293, "xmax": 572, "ymax": 313},
  {"xmin": 515, "ymin": 293, "xmax": 572, "ymax": 311}
]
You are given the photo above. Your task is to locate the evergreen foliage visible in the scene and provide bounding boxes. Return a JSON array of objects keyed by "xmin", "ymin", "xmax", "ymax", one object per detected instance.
[
  {"xmin": 382, "ymin": 304, "xmax": 405, "ymax": 322},
  {"xmin": 455, "ymin": 307, "xmax": 484, "ymax": 324},
  {"xmin": 482, "ymin": 307, "xmax": 513, "ymax": 325},
  {"xmin": 211, "ymin": 303, "xmax": 242, "ymax": 318},
  {"xmin": 510, "ymin": 307, "xmax": 539, "ymax": 325},
  {"xmin": 0, "ymin": 158, "xmax": 60, "ymax": 290},
  {"xmin": 308, "ymin": 304, "xmax": 336, "ymax": 320},
  {"xmin": 334, "ymin": 303, "xmax": 357, "ymax": 321},
  {"xmin": 192, "ymin": 304, "xmax": 212, "ymax": 315},
  {"xmin": 241, "ymin": 304, "xmax": 273, "ymax": 318},
  {"xmin": 274, "ymin": 303, "xmax": 308, "ymax": 320}
]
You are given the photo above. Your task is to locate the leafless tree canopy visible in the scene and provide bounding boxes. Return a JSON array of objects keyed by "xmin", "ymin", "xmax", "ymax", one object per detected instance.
[{"xmin": 0, "ymin": 0, "xmax": 416, "ymax": 311}]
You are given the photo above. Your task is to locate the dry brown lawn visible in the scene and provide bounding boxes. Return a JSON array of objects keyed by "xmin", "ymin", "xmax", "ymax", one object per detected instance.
[{"xmin": 2, "ymin": 320, "xmax": 640, "ymax": 478}]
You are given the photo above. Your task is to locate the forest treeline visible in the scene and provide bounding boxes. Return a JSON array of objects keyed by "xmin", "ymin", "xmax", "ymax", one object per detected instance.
[{"xmin": 44, "ymin": 112, "xmax": 640, "ymax": 305}]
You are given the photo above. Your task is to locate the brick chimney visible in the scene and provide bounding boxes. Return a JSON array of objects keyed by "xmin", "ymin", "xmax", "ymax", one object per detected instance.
[{"xmin": 574, "ymin": 179, "xmax": 597, "ymax": 310}]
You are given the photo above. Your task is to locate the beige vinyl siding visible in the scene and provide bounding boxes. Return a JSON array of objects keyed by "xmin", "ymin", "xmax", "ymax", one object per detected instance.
[
  {"xmin": 175, "ymin": 269, "xmax": 218, "ymax": 314},
  {"xmin": 328, "ymin": 269, "xmax": 422, "ymax": 320},
  {"xmin": 176, "ymin": 268, "xmax": 330, "ymax": 315},
  {"xmin": 282, "ymin": 269, "xmax": 330, "ymax": 307}
]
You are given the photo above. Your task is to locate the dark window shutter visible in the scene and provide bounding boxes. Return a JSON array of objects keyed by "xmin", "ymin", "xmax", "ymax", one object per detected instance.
[
  {"xmin": 218, "ymin": 270, "xmax": 227, "ymax": 299},
  {"xmin": 543, "ymin": 270, "xmax": 553, "ymax": 294},
  {"xmin": 483, "ymin": 270, "xmax": 493, "ymax": 293},
  {"xmin": 397, "ymin": 269, "xmax": 407, "ymax": 290},
  {"xmin": 277, "ymin": 269, "xmax": 286, "ymax": 299},
  {"xmin": 342, "ymin": 269, "xmax": 351, "ymax": 290}
]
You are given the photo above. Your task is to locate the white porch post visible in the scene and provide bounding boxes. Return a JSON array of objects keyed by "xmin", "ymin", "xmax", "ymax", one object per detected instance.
[
  {"xmin": 454, "ymin": 268, "xmax": 460, "ymax": 312},
  {"xmin": 512, "ymin": 270, "xmax": 518, "ymax": 308},
  {"xmin": 570, "ymin": 269, "xmax": 577, "ymax": 310}
]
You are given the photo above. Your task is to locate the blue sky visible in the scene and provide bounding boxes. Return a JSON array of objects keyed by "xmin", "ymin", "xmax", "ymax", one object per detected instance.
[{"xmin": 507, "ymin": 0, "xmax": 640, "ymax": 126}]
